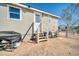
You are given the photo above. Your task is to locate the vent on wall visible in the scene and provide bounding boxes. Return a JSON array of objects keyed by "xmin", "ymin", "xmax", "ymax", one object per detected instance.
[{"xmin": 28, "ymin": 5, "xmax": 31, "ymax": 8}]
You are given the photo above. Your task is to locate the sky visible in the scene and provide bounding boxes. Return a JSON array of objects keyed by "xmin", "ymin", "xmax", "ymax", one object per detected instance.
[{"xmin": 23, "ymin": 3, "xmax": 79, "ymax": 26}]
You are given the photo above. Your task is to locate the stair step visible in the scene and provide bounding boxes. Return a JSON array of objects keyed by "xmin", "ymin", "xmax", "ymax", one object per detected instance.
[
  {"xmin": 39, "ymin": 39, "xmax": 47, "ymax": 42},
  {"xmin": 39, "ymin": 37, "xmax": 44, "ymax": 39},
  {"xmin": 39, "ymin": 36, "xmax": 46, "ymax": 39},
  {"xmin": 31, "ymin": 33, "xmax": 48, "ymax": 43}
]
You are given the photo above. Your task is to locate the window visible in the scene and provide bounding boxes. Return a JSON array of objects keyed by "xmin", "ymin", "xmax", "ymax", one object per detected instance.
[
  {"xmin": 0, "ymin": 3, "xmax": 4, "ymax": 6},
  {"xmin": 35, "ymin": 14, "xmax": 40, "ymax": 23},
  {"xmin": 8, "ymin": 6, "xmax": 21, "ymax": 20},
  {"xmin": 48, "ymin": 17, "xmax": 51, "ymax": 23}
]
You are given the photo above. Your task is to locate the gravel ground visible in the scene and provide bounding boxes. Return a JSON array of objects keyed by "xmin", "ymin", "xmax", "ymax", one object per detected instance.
[{"xmin": 0, "ymin": 32, "xmax": 79, "ymax": 56}]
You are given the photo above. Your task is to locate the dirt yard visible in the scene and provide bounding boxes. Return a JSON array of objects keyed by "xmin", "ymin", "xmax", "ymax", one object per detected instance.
[{"xmin": 0, "ymin": 32, "xmax": 79, "ymax": 56}]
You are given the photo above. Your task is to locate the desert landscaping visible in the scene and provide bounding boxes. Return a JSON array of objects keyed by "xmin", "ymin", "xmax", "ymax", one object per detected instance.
[{"xmin": 0, "ymin": 32, "xmax": 79, "ymax": 56}]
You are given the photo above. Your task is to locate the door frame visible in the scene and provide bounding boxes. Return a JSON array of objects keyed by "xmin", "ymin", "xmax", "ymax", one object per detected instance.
[{"xmin": 34, "ymin": 13, "xmax": 43, "ymax": 33}]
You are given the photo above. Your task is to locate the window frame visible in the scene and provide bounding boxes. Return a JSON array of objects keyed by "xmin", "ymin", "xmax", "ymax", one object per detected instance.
[
  {"xmin": 35, "ymin": 14, "xmax": 41, "ymax": 23},
  {"xmin": 48, "ymin": 16, "xmax": 51, "ymax": 23},
  {"xmin": 7, "ymin": 5, "xmax": 22, "ymax": 21}
]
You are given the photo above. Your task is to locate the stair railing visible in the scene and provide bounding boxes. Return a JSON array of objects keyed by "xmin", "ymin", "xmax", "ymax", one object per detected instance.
[{"xmin": 22, "ymin": 22, "xmax": 34, "ymax": 41}]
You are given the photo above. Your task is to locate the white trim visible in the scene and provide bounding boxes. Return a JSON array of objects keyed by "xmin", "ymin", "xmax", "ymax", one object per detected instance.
[
  {"xmin": 33, "ymin": 12, "xmax": 35, "ymax": 33},
  {"xmin": 7, "ymin": 4, "xmax": 22, "ymax": 21},
  {"xmin": 41, "ymin": 13, "xmax": 43, "ymax": 33},
  {"xmin": 48, "ymin": 16, "xmax": 51, "ymax": 23},
  {"xmin": 10, "ymin": 3, "xmax": 60, "ymax": 19},
  {"xmin": 33, "ymin": 12, "xmax": 42, "ymax": 33},
  {"xmin": 34, "ymin": 12, "xmax": 42, "ymax": 23}
]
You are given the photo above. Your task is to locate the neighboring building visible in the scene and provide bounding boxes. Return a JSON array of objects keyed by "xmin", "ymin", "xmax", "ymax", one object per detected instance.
[
  {"xmin": 0, "ymin": 3, "xmax": 60, "ymax": 38},
  {"xmin": 58, "ymin": 25, "xmax": 67, "ymax": 31}
]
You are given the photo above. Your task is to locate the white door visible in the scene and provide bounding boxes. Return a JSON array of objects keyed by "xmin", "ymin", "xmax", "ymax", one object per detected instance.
[{"xmin": 34, "ymin": 14, "xmax": 41, "ymax": 33}]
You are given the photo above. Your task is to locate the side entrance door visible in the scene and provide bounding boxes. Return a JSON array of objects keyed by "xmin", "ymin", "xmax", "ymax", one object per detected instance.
[{"xmin": 34, "ymin": 14, "xmax": 41, "ymax": 33}]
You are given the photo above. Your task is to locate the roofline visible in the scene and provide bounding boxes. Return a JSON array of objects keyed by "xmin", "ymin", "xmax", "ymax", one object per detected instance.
[{"xmin": 9, "ymin": 3, "xmax": 60, "ymax": 19}]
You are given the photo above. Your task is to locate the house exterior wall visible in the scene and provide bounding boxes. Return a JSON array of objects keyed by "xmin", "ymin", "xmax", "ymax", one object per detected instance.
[
  {"xmin": 42, "ymin": 14, "xmax": 58, "ymax": 32},
  {"xmin": 0, "ymin": 3, "xmax": 59, "ymax": 38},
  {"xmin": 48, "ymin": 16, "xmax": 58, "ymax": 32},
  {"xmin": 42, "ymin": 14, "xmax": 49, "ymax": 32},
  {"xmin": 0, "ymin": 4, "xmax": 34, "ymax": 37}
]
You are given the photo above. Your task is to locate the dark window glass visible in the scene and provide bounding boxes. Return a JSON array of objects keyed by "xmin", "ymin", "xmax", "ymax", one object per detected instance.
[
  {"xmin": 9, "ymin": 6, "xmax": 20, "ymax": 20},
  {"xmin": 9, "ymin": 6, "xmax": 20, "ymax": 13},
  {"xmin": 10, "ymin": 13, "xmax": 20, "ymax": 19},
  {"xmin": 0, "ymin": 3, "xmax": 4, "ymax": 6}
]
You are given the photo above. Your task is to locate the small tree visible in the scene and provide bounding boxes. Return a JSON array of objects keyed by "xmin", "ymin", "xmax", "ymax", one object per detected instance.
[
  {"xmin": 75, "ymin": 25, "xmax": 79, "ymax": 34},
  {"xmin": 77, "ymin": 26, "xmax": 79, "ymax": 33},
  {"xmin": 61, "ymin": 3, "xmax": 79, "ymax": 37},
  {"xmin": 62, "ymin": 8, "xmax": 72, "ymax": 37}
]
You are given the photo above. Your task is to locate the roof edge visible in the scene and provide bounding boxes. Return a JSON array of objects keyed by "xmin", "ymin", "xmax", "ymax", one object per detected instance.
[{"xmin": 9, "ymin": 3, "xmax": 60, "ymax": 19}]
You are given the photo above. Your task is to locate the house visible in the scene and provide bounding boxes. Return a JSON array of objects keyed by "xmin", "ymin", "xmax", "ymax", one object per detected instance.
[
  {"xmin": 0, "ymin": 3, "xmax": 60, "ymax": 41},
  {"xmin": 58, "ymin": 25, "xmax": 67, "ymax": 31}
]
